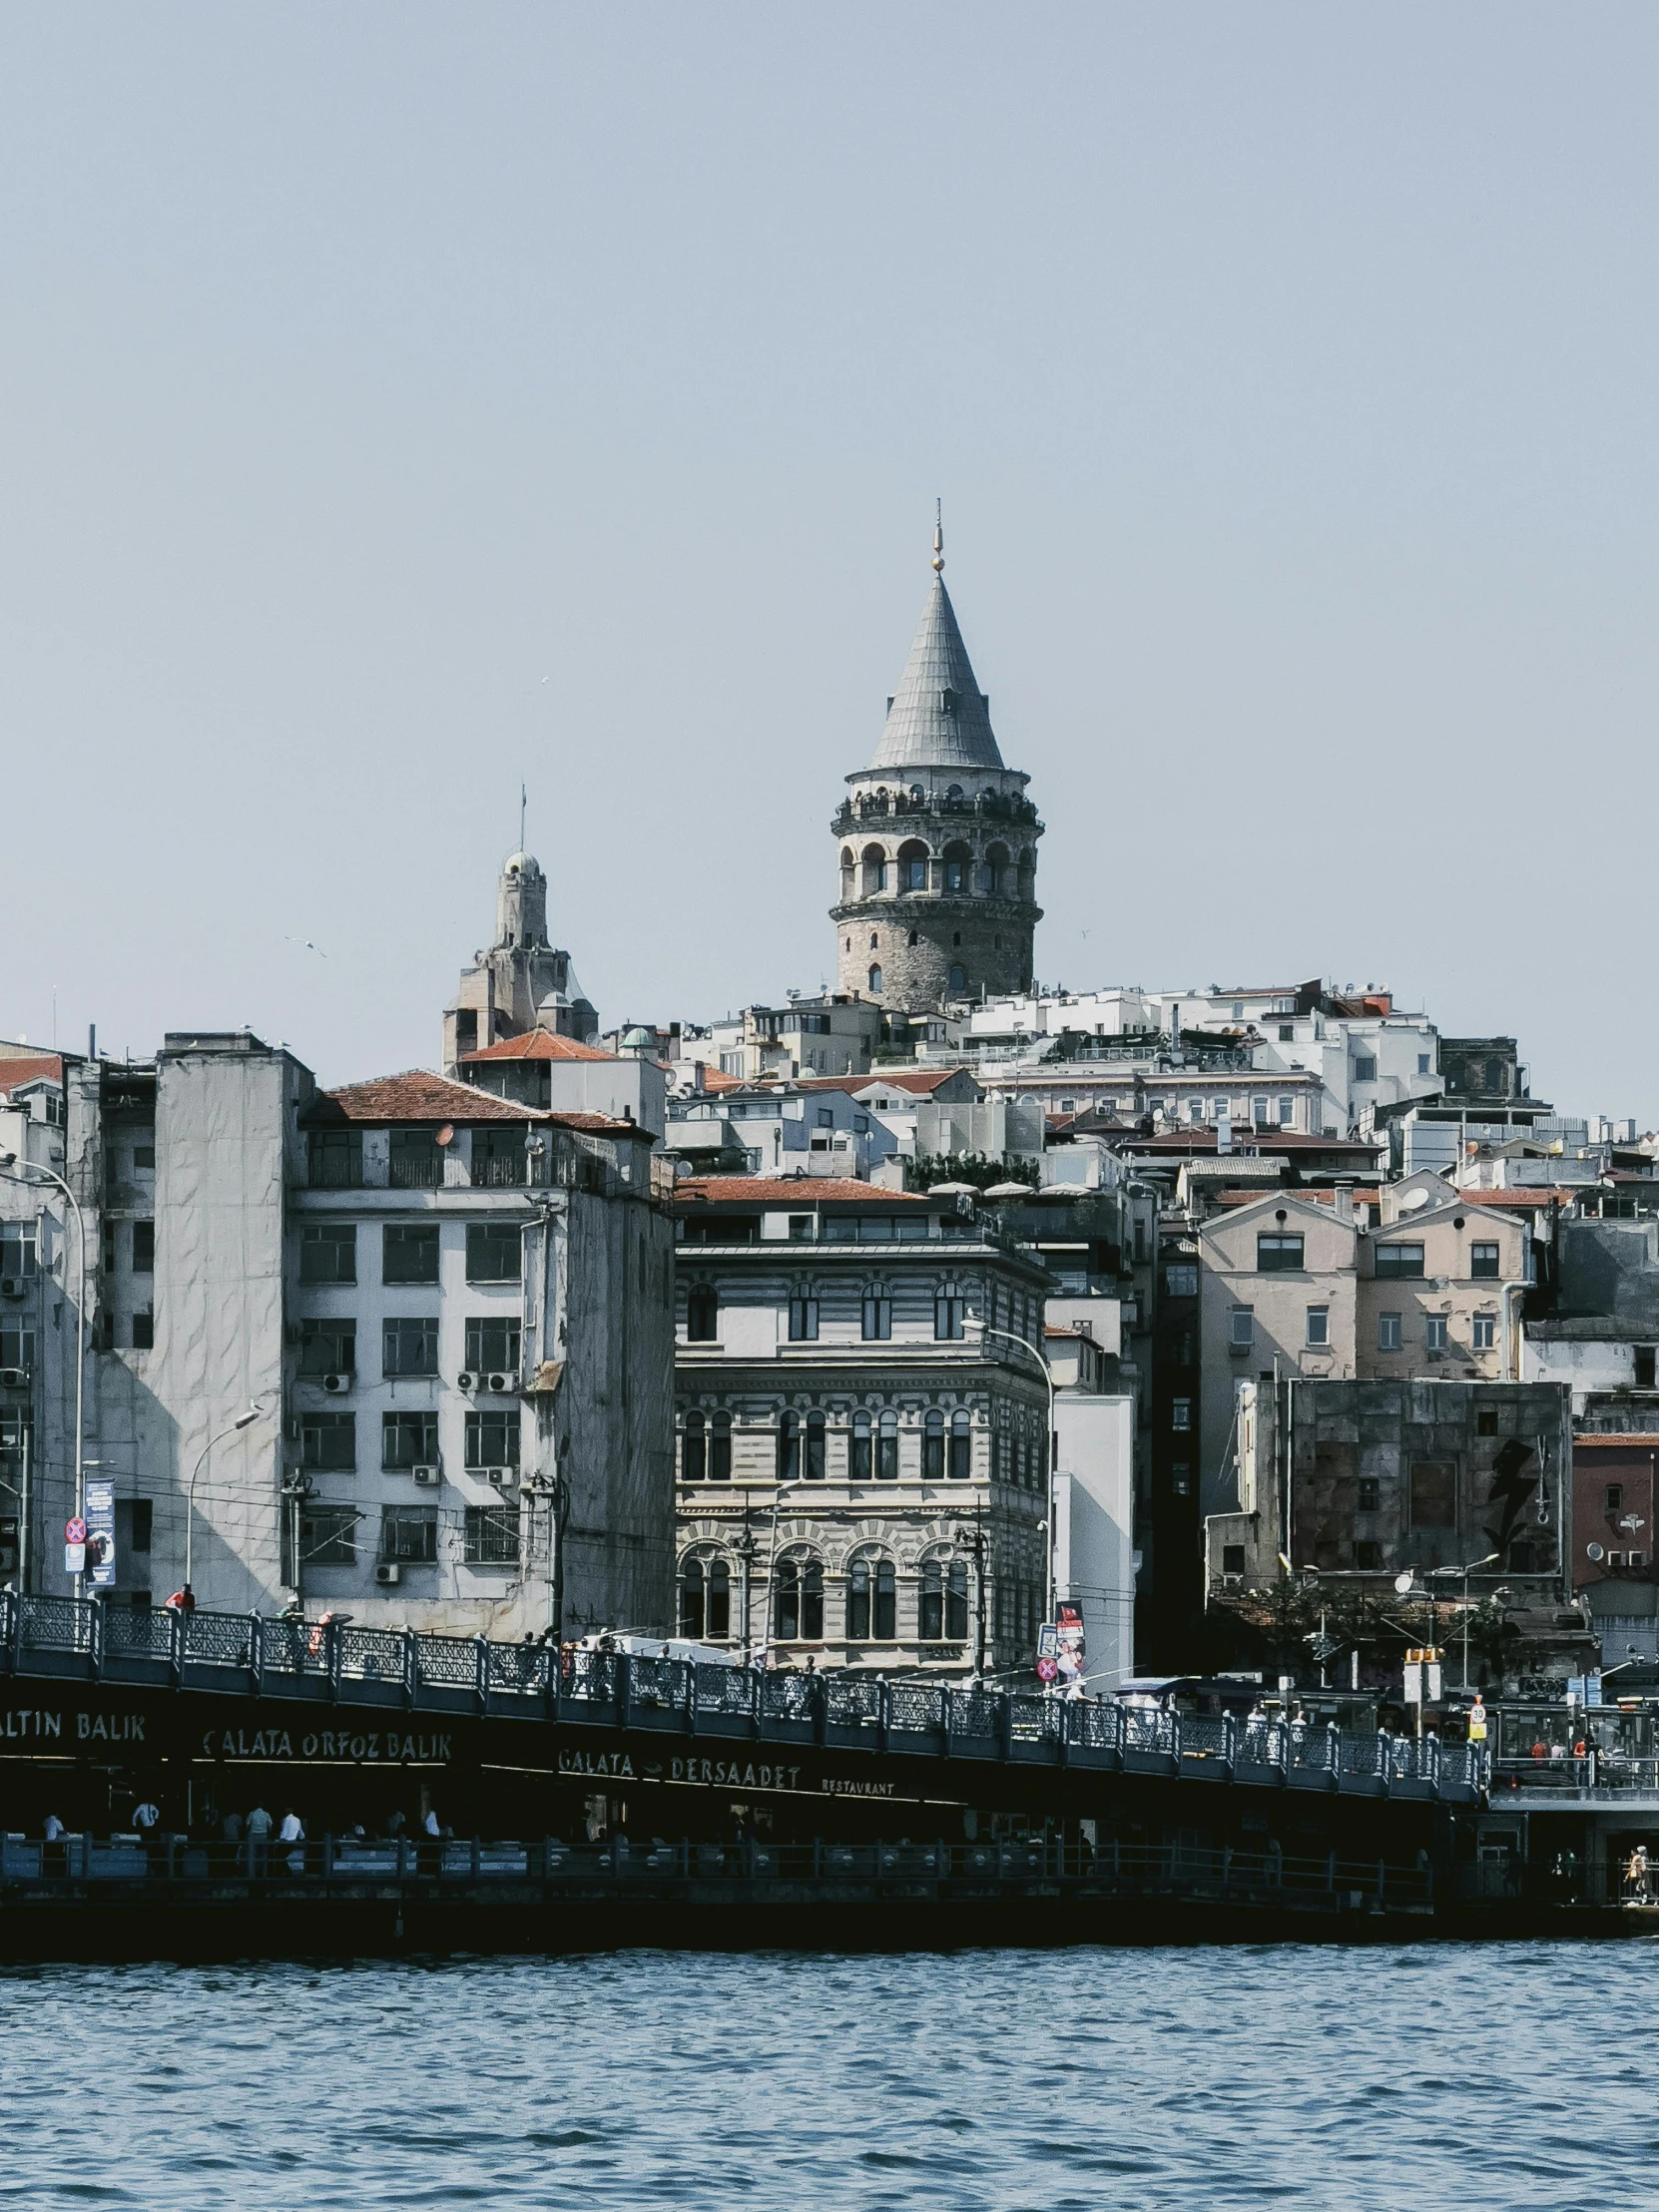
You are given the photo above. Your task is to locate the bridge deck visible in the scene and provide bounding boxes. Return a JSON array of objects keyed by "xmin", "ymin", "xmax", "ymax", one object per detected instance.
[{"xmin": 0, "ymin": 1594, "xmax": 1486, "ymax": 1806}]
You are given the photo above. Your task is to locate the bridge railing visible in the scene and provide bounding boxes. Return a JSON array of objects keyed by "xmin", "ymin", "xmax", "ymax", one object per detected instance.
[
  {"xmin": 0, "ymin": 1829, "xmax": 1436, "ymax": 1909},
  {"xmin": 0, "ymin": 1593, "xmax": 1488, "ymax": 1801}
]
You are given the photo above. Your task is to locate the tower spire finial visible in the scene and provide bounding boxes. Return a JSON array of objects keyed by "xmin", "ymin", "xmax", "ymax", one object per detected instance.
[
  {"xmin": 519, "ymin": 781, "xmax": 527, "ymax": 852},
  {"xmin": 931, "ymin": 499, "xmax": 944, "ymax": 575}
]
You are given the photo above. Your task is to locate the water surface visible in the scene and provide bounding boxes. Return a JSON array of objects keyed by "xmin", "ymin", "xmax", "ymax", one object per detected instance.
[{"xmin": 0, "ymin": 1942, "xmax": 1649, "ymax": 2209}]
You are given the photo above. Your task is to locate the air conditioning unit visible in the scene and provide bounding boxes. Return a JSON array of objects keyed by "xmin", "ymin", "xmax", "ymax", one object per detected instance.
[
  {"xmin": 486, "ymin": 1466, "xmax": 513, "ymax": 1489},
  {"xmin": 0, "ymin": 1279, "xmax": 25, "ymax": 1302},
  {"xmin": 456, "ymin": 1371, "xmax": 478, "ymax": 1391},
  {"xmin": 321, "ymin": 1372, "xmax": 351, "ymax": 1394},
  {"xmin": 411, "ymin": 1464, "xmax": 441, "ymax": 1487},
  {"xmin": 0, "ymin": 1367, "xmax": 27, "ymax": 1389},
  {"xmin": 374, "ymin": 1562, "xmax": 401, "ymax": 1586},
  {"xmin": 486, "ymin": 1371, "xmax": 520, "ymax": 1394}
]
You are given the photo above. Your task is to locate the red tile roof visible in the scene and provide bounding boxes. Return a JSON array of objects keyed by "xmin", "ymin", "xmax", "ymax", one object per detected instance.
[
  {"xmin": 462, "ymin": 1031, "xmax": 613, "ymax": 1064},
  {"xmin": 695, "ymin": 1069, "xmax": 745, "ymax": 1093},
  {"xmin": 857, "ymin": 1069, "xmax": 976, "ymax": 1096},
  {"xmin": 0, "ymin": 1054, "xmax": 64, "ymax": 1097},
  {"xmin": 677, "ymin": 1177, "xmax": 931, "ymax": 1206},
  {"xmin": 309, "ymin": 1071, "xmax": 542, "ymax": 1125}
]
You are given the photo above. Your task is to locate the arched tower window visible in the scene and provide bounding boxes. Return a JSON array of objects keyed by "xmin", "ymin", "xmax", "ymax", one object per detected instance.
[
  {"xmin": 948, "ymin": 964, "xmax": 967, "ymax": 995},
  {"xmin": 868, "ymin": 964, "xmax": 883, "ymax": 994},
  {"xmin": 897, "ymin": 838, "xmax": 929, "ymax": 892}
]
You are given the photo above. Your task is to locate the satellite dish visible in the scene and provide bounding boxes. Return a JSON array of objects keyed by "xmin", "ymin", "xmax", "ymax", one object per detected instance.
[
  {"xmin": 1394, "ymin": 1572, "xmax": 1415, "ymax": 1595},
  {"xmin": 435, "ymin": 1124, "xmax": 454, "ymax": 1147},
  {"xmin": 1586, "ymin": 1542, "xmax": 1606, "ymax": 1562},
  {"xmin": 1398, "ymin": 1189, "xmax": 1430, "ymax": 1214}
]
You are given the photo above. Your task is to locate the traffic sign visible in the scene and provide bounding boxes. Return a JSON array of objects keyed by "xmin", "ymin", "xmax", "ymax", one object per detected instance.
[
  {"xmin": 64, "ymin": 1542, "xmax": 85, "ymax": 1574},
  {"xmin": 1035, "ymin": 1656, "xmax": 1059, "ymax": 1683},
  {"xmin": 65, "ymin": 1517, "xmax": 86, "ymax": 1545}
]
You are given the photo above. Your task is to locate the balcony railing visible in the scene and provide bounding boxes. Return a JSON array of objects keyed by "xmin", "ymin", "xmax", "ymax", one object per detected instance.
[{"xmin": 471, "ymin": 1154, "xmax": 526, "ymax": 1188}]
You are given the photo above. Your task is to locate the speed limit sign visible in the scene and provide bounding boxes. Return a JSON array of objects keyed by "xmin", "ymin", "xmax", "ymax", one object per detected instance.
[{"xmin": 65, "ymin": 1517, "xmax": 87, "ymax": 1545}]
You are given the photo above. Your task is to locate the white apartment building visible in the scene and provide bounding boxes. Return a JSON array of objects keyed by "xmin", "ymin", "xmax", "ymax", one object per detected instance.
[{"xmin": 2, "ymin": 1034, "xmax": 675, "ymax": 1641}]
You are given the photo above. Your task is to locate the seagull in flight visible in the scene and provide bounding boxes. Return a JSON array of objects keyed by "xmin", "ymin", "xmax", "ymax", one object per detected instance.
[{"xmin": 284, "ymin": 937, "xmax": 328, "ymax": 958}]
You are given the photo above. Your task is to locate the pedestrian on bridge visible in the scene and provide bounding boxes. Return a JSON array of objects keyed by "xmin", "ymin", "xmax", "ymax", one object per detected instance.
[
  {"xmin": 277, "ymin": 1807, "xmax": 305, "ymax": 1876},
  {"xmin": 246, "ymin": 1801, "xmax": 273, "ymax": 1876}
]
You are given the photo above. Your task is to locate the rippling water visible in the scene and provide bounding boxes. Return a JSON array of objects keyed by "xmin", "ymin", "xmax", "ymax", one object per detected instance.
[{"xmin": 1, "ymin": 1942, "xmax": 1651, "ymax": 2209}]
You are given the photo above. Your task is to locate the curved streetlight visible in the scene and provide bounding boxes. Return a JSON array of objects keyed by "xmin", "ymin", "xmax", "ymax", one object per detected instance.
[
  {"xmin": 185, "ymin": 1402, "xmax": 267, "ymax": 1591},
  {"xmin": 1428, "ymin": 1551, "xmax": 1502, "ymax": 1691},
  {"xmin": 963, "ymin": 1316, "xmax": 1058, "ymax": 1621},
  {"xmin": 0, "ymin": 1150, "xmax": 86, "ymax": 1593}
]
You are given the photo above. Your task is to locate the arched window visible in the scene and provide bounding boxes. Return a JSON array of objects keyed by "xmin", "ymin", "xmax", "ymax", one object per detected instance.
[
  {"xmin": 860, "ymin": 843, "xmax": 887, "ymax": 895},
  {"xmin": 680, "ymin": 1554, "xmax": 733, "ymax": 1643},
  {"xmin": 907, "ymin": 929, "xmax": 918, "ymax": 947},
  {"xmin": 948, "ymin": 1408, "xmax": 971, "ymax": 1479},
  {"xmin": 774, "ymin": 1556, "xmax": 824, "ymax": 1641},
  {"xmin": 850, "ymin": 1409, "xmax": 871, "ymax": 1480},
  {"xmin": 909, "ymin": 785, "xmax": 924, "ymax": 807},
  {"xmin": 680, "ymin": 1557, "xmax": 706, "ymax": 1638},
  {"xmin": 921, "ymin": 1557, "xmax": 969, "ymax": 1642},
  {"xmin": 877, "ymin": 1408, "xmax": 898, "ymax": 1480},
  {"xmin": 942, "ymin": 840, "xmax": 970, "ymax": 892},
  {"xmin": 948, "ymin": 964, "xmax": 967, "ymax": 995},
  {"xmin": 777, "ymin": 1409, "xmax": 800, "ymax": 1481},
  {"xmin": 897, "ymin": 838, "xmax": 929, "ymax": 892},
  {"xmin": 682, "ymin": 1411, "xmax": 706, "ymax": 1482},
  {"xmin": 947, "ymin": 1559, "xmax": 969, "ymax": 1640},
  {"xmin": 923, "ymin": 1408, "xmax": 945, "ymax": 1481},
  {"xmin": 805, "ymin": 1410, "xmax": 826, "ymax": 1480},
  {"xmin": 868, "ymin": 964, "xmax": 883, "ymax": 994},
  {"xmin": 686, "ymin": 1286, "xmax": 718, "ymax": 1342},
  {"xmin": 845, "ymin": 1554, "xmax": 896, "ymax": 1641},
  {"xmin": 946, "ymin": 784, "xmax": 962, "ymax": 803},
  {"xmin": 710, "ymin": 1411, "xmax": 732, "ymax": 1482}
]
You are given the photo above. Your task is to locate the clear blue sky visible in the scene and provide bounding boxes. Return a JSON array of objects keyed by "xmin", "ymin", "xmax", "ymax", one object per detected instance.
[{"xmin": 3, "ymin": 6, "xmax": 1656, "ymax": 1113}]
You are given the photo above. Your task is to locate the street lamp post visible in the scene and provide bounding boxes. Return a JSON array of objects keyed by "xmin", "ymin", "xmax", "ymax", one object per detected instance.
[
  {"xmin": 0, "ymin": 1151, "xmax": 86, "ymax": 1595},
  {"xmin": 758, "ymin": 1475, "xmax": 810, "ymax": 1669},
  {"xmin": 185, "ymin": 1404, "xmax": 265, "ymax": 1592},
  {"xmin": 964, "ymin": 1317, "xmax": 1058, "ymax": 1622},
  {"xmin": 1429, "ymin": 1552, "xmax": 1502, "ymax": 1692}
]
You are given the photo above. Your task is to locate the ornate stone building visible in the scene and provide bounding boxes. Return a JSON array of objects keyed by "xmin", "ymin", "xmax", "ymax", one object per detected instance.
[
  {"xmin": 831, "ymin": 528, "xmax": 1042, "ymax": 1013},
  {"xmin": 674, "ymin": 1176, "xmax": 1054, "ymax": 1675}
]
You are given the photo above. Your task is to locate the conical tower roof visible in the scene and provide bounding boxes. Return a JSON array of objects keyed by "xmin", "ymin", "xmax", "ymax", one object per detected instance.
[{"xmin": 869, "ymin": 573, "xmax": 1005, "ymax": 774}]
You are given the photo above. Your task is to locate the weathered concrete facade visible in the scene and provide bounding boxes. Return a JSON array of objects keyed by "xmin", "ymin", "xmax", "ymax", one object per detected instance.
[
  {"xmin": 1208, "ymin": 1377, "xmax": 1573, "ymax": 1601},
  {"xmin": 7, "ymin": 1039, "xmax": 676, "ymax": 1642}
]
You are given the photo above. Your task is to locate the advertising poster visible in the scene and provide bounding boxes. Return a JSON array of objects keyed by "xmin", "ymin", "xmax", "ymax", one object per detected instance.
[
  {"xmin": 1055, "ymin": 1601, "xmax": 1086, "ymax": 1689},
  {"xmin": 85, "ymin": 1478, "xmax": 117, "ymax": 1590}
]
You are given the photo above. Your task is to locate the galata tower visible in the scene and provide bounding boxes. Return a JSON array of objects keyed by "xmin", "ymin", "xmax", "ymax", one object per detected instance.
[{"xmin": 831, "ymin": 519, "xmax": 1042, "ymax": 1012}]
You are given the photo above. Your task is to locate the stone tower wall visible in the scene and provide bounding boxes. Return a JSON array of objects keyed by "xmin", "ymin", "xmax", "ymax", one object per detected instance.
[{"xmin": 830, "ymin": 791, "xmax": 1042, "ymax": 1011}]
